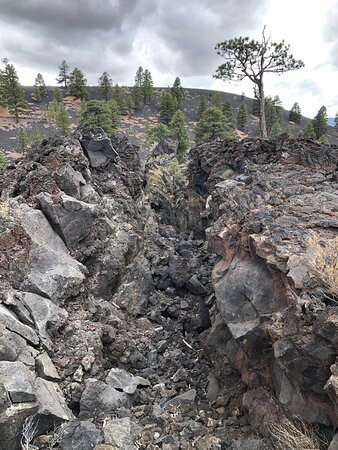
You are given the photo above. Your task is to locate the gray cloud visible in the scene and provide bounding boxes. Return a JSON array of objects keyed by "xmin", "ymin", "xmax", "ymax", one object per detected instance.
[
  {"xmin": 0, "ymin": 0, "xmax": 269, "ymax": 84},
  {"xmin": 323, "ymin": 3, "xmax": 338, "ymax": 68}
]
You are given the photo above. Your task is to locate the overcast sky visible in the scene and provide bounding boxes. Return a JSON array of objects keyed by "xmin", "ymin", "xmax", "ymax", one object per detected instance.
[{"xmin": 0, "ymin": 0, "xmax": 337, "ymax": 118}]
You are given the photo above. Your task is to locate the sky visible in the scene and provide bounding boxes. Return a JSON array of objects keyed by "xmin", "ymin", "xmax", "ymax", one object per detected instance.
[{"xmin": 0, "ymin": 0, "xmax": 337, "ymax": 118}]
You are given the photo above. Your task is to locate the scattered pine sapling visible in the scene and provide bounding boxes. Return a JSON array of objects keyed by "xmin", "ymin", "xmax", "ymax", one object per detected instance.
[
  {"xmin": 299, "ymin": 121, "xmax": 316, "ymax": 139},
  {"xmin": 56, "ymin": 104, "xmax": 70, "ymax": 133},
  {"xmin": 197, "ymin": 95, "xmax": 208, "ymax": 117},
  {"xmin": 31, "ymin": 128, "xmax": 42, "ymax": 147},
  {"xmin": 144, "ymin": 122, "xmax": 170, "ymax": 145},
  {"xmin": 18, "ymin": 127, "xmax": 28, "ymax": 152},
  {"xmin": 170, "ymin": 110, "xmax": 189, "ymax": 158}
]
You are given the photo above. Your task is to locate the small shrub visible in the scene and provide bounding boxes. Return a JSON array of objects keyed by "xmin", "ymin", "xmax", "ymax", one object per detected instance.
[
  {"xmin": 309, "ymin": 234, "xmax": 338, "ymax": 298},
  {"xmin": 0, "ymin": 202, "xmax": 9, "ymax": 222},
  {"xmin": 168, "ymin": 157, "xmax": 182, "ymax": 178},
  {"xmin": 268, "ymin": 416, "xmax": 321, "ymax": 450}
]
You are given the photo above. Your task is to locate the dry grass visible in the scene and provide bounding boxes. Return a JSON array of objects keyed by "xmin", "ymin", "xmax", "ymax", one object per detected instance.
[
  {"xmin": 309, "ymin": 233, "xmax": 338, "ymax": 298},
  {"xmin": 268, "ymin": 416, "xmax": 321, "ymax": 450},
  {"xmin": 0, "ymin": 202, "xmax": 9, "ymax": 222}
]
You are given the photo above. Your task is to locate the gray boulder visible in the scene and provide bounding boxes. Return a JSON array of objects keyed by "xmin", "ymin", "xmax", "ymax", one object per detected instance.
[
  {"xmin": 80, "ymin": 379, "xmax": 130, "ymax": 419},
  {"xmin": 0, "ymin": 401, "xmax": 39, "ymax": 450},
  {"xmin": 59, "ymin": 419, "xmax": 103, "ymax": 450},
  {"xmin": 15, "ymin": 203, "xmax": 85, "ymax": 301},
  {"xmin": 0, "ymin": 305, "xmax": 39, "ymax": 346},
  {"xmin": 57, "ymin": 164, "xmax": 86, "ymax": 199},
  {"xmin": 79, "ymin": 128, "xmax": 118, "ymax": 169},
  {"xmin": 214, "ymin": 256, "xmax": 284, "ymax": 340},
  {"xmin": 21, "ymin": 292, "xmax": 62, "ymax": 349},
  {"xmin": 103, "ymin": 417, "xmax": 141, "ymax": 450},
  {"xmin": 37, "ymin": 192, "xmax": 97, "ymax": 247},
  {"xmin": 106, "ymin": 368, "xmax": 150, "ymax": 395},
  {"xmin": 34, "ymin": 377, "xmax": 74, "ymax": 434},
  {"xmin": 0, "ymin": 361, "xmax": 36, "ymax": 403}
]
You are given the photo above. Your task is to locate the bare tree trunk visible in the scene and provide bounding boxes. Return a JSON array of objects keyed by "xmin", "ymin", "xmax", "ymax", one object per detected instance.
[{"xmin": 258, "ymin": 79, "xmax": 267, "ymax": 138}]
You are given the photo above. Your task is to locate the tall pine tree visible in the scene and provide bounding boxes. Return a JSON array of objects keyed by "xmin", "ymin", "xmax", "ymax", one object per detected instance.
[
  {"xmin": 171, "ymin": 77, "xmax": 184, "ymax": 107},
  {"xmin": 299, "ymin": 121, "xmax": 316, "ymax": 139},
  {"xmin": 159, "ymin": 90, "xmax": 176, "ymax": 125},
  {"xmin": 56, "ymin": 60, "xmax": 70, "ymax": 88},
  {"xmin": 170, "ymin": 110, "xmax": 189, "ymax": 158},
  {"xmin": 98, "ymin": 72, "xmax": 113, "ymax": 101},
  {"xmin": 135, "ymin": 67, "xmax": 144, "ymax": 87},
  {"xmin": 334, "ymin": 111, "xmax": 338, "ymax": 132},
  {"xmin": 0, "ymin": 59, "xmax": 26, "ymax": 123},
  {"xmin": 68, "ymin": 68, "xmax": 88, "ymax": 100},
  {"xmin": 32, "ymin": 73, "xmax": 46, "ymax": 101},
  {"xmin": 142, "ymin": 69, "xmax": 153, "ymax": 104},
  {"xmin": 197, "ymin": 95, "xmax": 208, "ymax": 117},
  {"xmin": 289, "ymin": 102, "xmax": 302, "ymax": 124},
  {"xmin": 237, "ymin": 96, "xmax": 248, "ymax": 131},
  {"xmin": 312, "ymin": 106, "xmax": 328, "ymax": 139},
  {"xmin": 222, "ymin": 101, "xmax": 234, "ymax": 127}
]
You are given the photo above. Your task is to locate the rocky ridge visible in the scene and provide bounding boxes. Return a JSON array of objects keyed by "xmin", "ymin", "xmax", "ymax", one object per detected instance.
[
  {"xmin": 0, "ymin": 130, "xmax": 337, "ymax": 449},
  {"xmin": 189, "ymin": 137, "xmax": 338, "ymax": 444}
]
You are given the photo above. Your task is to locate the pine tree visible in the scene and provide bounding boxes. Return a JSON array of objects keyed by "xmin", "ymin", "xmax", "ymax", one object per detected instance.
[
  {"xmin": 265, "ymin": 96, "xmax": 280, "ymax": 135},
  {"xmin": 56, "ymin": 104, "xmax": 70, "ymax": 133},
  {"xmin": 211, "ymin": 92, "xmax": 222, "ymax": 109},
  {"xmin": 237, "ymin": 98, "xmax": 248, "ymax": 131},
  {"xmin": 318, "ymin": 134, "xmax": 329, "ymax": 145},
  {"xmin": 126, "ymin": 94, "xmax": 135, "ymax": 112},
  {"xmin": 135, "ymin": 66, "xmax": 144, "ymax": 87},
  {"xmin": 299, "ymin": 121, "xmax": 316, "ymax": 139},
  {"xmin": 195, "ymin": 106, "xmax": 234, "ymax": 143},
  {"xmin": 312, "ymin": 106, "xmax": 328, "ymax": 139},
  {"xmin": 289, "ymin": 102, "xmax": 302, "ymax": 124},
  {"xmin": 215, "ymin": 30, "xmax": 304, "ymax": 138},
  {"xmin": 142, "ymin": 69, "xmax": 153, "ymax": 104},
  {"xmin": 222, "ymin": 101, "xmax": 234, "ymax": 127},
  {"xmin": 32, "ymin": 73, "xmax": 46, "ymax": 101},
  {"xmin": 111, "ymin": 84, "xmax": 126, "ymax": 113},
  {"xmin": 17, "ymin": 127, "xmax": 28, "ymax": 151},
  {"xmin": 159, "ymin": 90, "xmax": 176, "ymax": 125},
  {"xmin": 0, "ymin": 59, "xmax": 26, "ymax": 123},
  {"xmin": 269, "ymin": 121, "xmax": 281, "ymax": 138},
  {"xmin": 197, "ymin": 96, "xmax": 208, "ymax": 117},
  {"xmin": 52, "ymin": 87, "xmax": 63, "ymax": 103},
  {"xmin": 98, "ymin": 72, "xmax": 113, "ymax": 101},
  {"xmin": 171, "ymin": 77, "xmax": 184, "ymax": 107},
  {"xmin": 131, "ymin": 85, "xmax": 144, "ymax": 110},
  {"xmin": 31, "ymin": 128, "xmax": 42, "ymax": 147},
  {"xmin": 47, "ymin": 101, "xmax": 59, "ymax": 123},
  {"xmin": 79, "ymin": 100, "xmax": 112, "ymax": 133},
  {"xmin": 283, "ymin": 124, "xmax": 293, "ymax": 137},
  {"xmin": 252, "ymin": 96, "xmax": 260, "ymax": 116},
  {"xmin": 68, "ymin": 68, "xmax": 88, "ymax": 100},
  {"xmin": 109, "ymin": 100, "xmax": 121, "ymax": 131},
  {"xmin": 144, "ymin": 122, "xmax": 170, "ymax": 144},
  {"xmin": 170, "ymin": 110, "xmax": 189, "ymax": 158},
  {"xmin": 334, "ymin": 111, "xmax": 338, "ymax": 132},
  {"xmin": 56, "ymin": 60, "xmax": 70, "ymax": 88}
]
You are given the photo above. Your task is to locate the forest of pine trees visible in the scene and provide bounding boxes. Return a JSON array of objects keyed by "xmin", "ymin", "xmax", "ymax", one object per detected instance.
[{"xmin": 0, "ymin": 58, "xmax": 335, "ymax": 152}]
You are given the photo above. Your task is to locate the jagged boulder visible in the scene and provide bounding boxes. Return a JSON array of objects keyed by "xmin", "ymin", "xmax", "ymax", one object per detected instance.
[{"xmin": 14, "ymin": 202, "xmax": 86, "ymax": 301}]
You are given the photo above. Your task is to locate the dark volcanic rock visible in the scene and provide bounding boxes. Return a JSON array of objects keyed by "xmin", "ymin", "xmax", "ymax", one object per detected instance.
[{"xmin": 189, "ymin": 137, "xmax": 338, "ymax": 427}]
